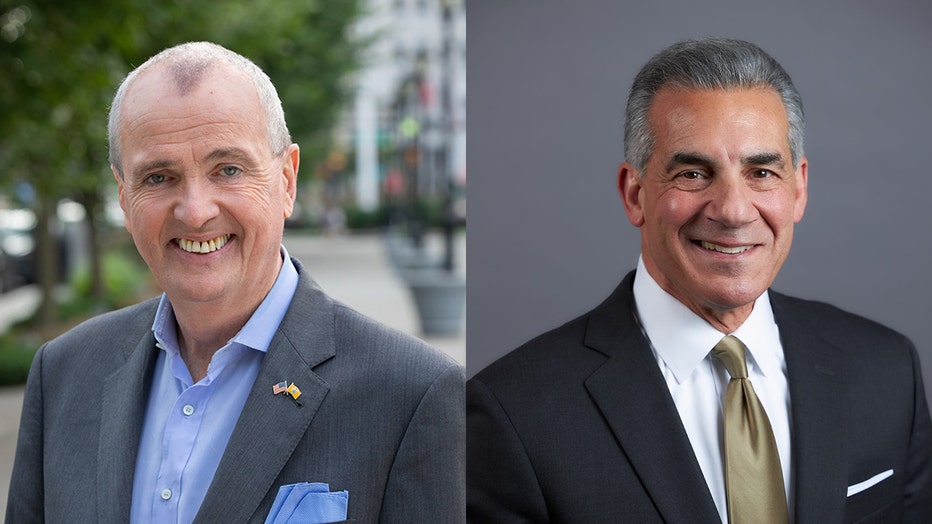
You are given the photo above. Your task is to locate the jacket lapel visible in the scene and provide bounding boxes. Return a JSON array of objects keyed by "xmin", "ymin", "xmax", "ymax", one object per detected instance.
[
  {"xmin": 194, "ymin": 264, "xmax": 336, "ymax": 523},
  {"xmin": 771, "ymin": 293, "xmax": 848, "ymax": 524},
  {"xmin": 583, "ymin": 273, "xmax": 721, "ymax": 523},
  {"xmin": 97, "ymin": 329, "xmax": 159, "ymax": 523}
]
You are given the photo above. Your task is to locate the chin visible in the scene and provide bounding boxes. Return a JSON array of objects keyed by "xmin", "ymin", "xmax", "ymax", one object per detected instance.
[
  {"xmin": 701, "ymin": 278, "xmax": 767, "ymax": 310},
  {"xmin": 164, "ymin": 280, "xmax": 230, "ymax": 304}
]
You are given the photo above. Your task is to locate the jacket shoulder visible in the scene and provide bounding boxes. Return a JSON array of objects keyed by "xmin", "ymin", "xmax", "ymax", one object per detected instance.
[
  {"xmin": 472, "ymin": 273, "xmax": 637, "ymax": 392},
  {"xmin": 41, "ymin": 297, "xmax": 159, "ymax": 360},
  {"xmin": 771, "ymin": 291, "xmax": 912, "ymax": 347},
  {"xmin": 331, "ymin": 301, "xmax": 462, "ymax": 382},
  {"xmin": 471, "ymin": 311, "xmax": 597, "ymax": 393}
]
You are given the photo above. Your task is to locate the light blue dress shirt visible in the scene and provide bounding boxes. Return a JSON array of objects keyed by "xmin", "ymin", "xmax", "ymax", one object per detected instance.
[{"xmin": 130, "ymin": 248, "xmax": 299, "ymax": 523}]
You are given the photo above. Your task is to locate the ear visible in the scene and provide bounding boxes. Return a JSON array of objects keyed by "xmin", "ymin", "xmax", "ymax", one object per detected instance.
[
  {"xmin": 793, "ymin": 156, "xmax": 808, "ymax": 223},
  {"xmin": 618, "ymin": 162, "xmax": 646, "ymax": 227},
  {"xmin": 112, "ymin": 165, "xmax": 131, "ymax": 234},
  {"xmin": 281, "ymin": 144, "xmax": 300, "ymax": 218}
]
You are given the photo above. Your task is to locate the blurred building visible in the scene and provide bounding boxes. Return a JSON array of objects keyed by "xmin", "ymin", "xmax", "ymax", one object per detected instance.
[{"xmin": 347, "ymin": 0, "xmax": 466, "ymax": 213}]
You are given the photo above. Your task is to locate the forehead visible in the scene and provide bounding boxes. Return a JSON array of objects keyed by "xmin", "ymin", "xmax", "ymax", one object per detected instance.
[
  {"xmin": 648, "ymin": 87, "xmax": 790, "ymax": 156},
  {"xmin": 123, "ymin": 60, "xmax": 259, "ymax": 117},
  {"xmin": 118, "ymin": 62, "xmax": 267, "ymax": 168}
]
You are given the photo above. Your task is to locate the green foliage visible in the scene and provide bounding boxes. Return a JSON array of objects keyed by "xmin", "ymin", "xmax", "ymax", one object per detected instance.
[
  {"xmin": 0, "ymin": 247, "xmax": 153, "ymax": 385},
  {"xmin": 344, "ymin": 199, "xmax": 460, "ymax": 231},
  {"xmin": 410, "ymin": 198, "xmax": 447, "ymax": 229},
  {"xmin": 0, "ymin": 336, "xmax": 35, "ymax": 386},
  {"xmin": 0, "ymin": 0, "xmax": 365, "ymax": 327},
  {"xmin": 62, "ymin": 248, "xmax": 153, "ymax": 316},
  {"xmin": 0, "ymin": 0, "xmax": 364, "ymax": 197},
  {"xmin": 345, "ymin": 205, "xmax": 389, "ymax": 230}
]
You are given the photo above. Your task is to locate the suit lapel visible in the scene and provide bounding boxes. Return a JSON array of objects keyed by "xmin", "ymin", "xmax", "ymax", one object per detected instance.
[
  {"xmin": 771, "ymin": 293, "xmax": 848, "ymax": 524},
  {"xmin": 97, "ymin": 330, "xmax": 159, "ymax": 523},
  {"xmin": 195, "ymin": 265, "xmax": 336, "ymax": 523},
  {"xmin": 584, "ymin": 273, "xmax": 720, "ymax": 523}
]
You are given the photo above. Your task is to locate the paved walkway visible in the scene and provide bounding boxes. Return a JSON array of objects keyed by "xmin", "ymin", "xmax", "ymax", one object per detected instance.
[{"xmin": 0, "ymin": 231, "xmax": 465, "ymax": 514}]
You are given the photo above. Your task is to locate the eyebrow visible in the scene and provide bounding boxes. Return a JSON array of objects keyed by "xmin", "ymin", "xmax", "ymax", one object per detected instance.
[
  {"xmin": 743, "ymin": 152, "xmax": 785, "ymax": 168},
  {"xmin": 665, "ymin": 152, "xmax": 714, "ymax": 173},
  {"xmin": 664, "ymin": 151, "xmax": 786, "ymax": 172},
  {"xmin": 130, "ymin": 147, "xmax": 257, "ymax": 180},
  {"xmin": 204, "ymin": 147, "xmax": 255, "ymax": 164},
  {"xmin": 131, "ymin": 159, "xmax": 176, "ymax": 180}
]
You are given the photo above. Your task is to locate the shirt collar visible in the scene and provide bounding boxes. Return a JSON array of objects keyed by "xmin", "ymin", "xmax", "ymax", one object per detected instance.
[
  {"xmin": 152, "ymin": 245, "xmax": 300, "ymax": 356},
  {"xmin": 632, "ymin": 256, "xmax": 783, "ymax": 384}
]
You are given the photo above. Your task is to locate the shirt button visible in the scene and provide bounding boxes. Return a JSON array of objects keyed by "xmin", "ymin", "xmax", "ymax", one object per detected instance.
[
  {"xmin": 182, "ymin": 404, "xmax": 195, "ymax": 416},
  {"xmin": 160, "ymin": 488, "xmax": 172, "ymax": 500}
]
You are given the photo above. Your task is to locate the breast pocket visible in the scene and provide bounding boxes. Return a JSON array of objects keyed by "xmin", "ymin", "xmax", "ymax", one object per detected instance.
[{"xmin": 845, "ymin": 470, "xmax": 901, "ymax": 523}]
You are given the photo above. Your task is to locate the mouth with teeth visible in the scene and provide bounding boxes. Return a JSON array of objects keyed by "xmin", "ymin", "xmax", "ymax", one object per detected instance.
[
  {"xmin": 699, "ymin": 240, "xmax": 754, "ymax": 255},
  {"xmin": 176, "ymin": 234, "xmax": 232, "ymax": 254}
]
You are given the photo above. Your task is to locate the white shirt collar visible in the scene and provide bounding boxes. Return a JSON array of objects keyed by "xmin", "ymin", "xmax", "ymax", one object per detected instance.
[{"xmin": 632, "ymin": 256, "xmax": 784, "ymax": 384}]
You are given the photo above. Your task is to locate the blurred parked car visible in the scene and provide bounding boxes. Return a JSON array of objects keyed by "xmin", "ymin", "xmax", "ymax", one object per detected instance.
[
  {"xmin": 0, "ymin": 205, "xmax": 75, "ymax": 292},
  {"xmin": 0, "ymin": 208, "xmax": 38, "ymax": 291}
]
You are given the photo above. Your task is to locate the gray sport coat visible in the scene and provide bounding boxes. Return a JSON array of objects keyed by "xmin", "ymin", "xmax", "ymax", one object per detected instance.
[{"xmin": 7, "ymin": 258, "xmax": 465, "ymax": 523}]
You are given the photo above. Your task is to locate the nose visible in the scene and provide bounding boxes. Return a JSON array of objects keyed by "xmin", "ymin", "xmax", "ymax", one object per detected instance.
[
  {"xmin": 705, "ymin": 173, "xmax": 758, "ymax": 228},
  {"xmin": 173, "ymin": 178, "xmax": 220, "ymax": 228}
]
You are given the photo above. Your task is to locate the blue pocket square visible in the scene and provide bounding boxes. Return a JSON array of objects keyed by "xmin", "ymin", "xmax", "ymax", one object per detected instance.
[{"xmin": 265, "ymin": 482, "xmax": 349, "ymax": 524}]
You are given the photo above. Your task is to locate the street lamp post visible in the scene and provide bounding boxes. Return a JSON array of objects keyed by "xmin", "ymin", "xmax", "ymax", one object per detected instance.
[{"xmin": 392, "ymin": 0, "xmax": 465, "ymax": 337}]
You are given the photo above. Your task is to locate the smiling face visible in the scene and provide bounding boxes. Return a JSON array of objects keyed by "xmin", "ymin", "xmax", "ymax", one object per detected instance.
[
  {"xmin": 619, "ymin": 87, "xmax": 808, "ymax": 331},
  {"xmin": 113, "ymin": 61, "xmax": 298, "ymax": 312}
]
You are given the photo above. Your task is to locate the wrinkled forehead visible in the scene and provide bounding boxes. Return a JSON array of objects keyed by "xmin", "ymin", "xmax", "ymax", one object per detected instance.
[
  {"xmin": 121, "ymin": 60, "xmax": 258, "ymax": 121},
  {"xmin": 650, "ymin": 87, "xmax": 789, "ymax": 136},
  {"xmin": 116, "ymin": 61, "xmax": 268, "ymax": 168},
  {"xmin": 646, "ymin": 87, "xmax": 792, "ymax": 162}
]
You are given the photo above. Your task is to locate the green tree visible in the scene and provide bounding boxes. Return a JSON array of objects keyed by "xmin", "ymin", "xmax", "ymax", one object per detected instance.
[{"xmin": 0, "ymin": 0, "xmax": 363, "ymax": 327}]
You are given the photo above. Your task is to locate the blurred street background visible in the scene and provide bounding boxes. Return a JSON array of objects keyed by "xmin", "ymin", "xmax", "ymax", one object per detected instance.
[{"xmin": 0, "ymin": 0, "xmax": 465, "ymax": 515}]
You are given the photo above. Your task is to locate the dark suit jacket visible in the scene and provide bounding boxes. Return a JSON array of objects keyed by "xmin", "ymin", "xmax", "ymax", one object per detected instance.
[
  {"xmin": 7, "ymin": 259, "xmax": 465, "ymax": 523},
  {"xmin": 467, "ymin": 271, "xmax": 932, "ymax": 523}
]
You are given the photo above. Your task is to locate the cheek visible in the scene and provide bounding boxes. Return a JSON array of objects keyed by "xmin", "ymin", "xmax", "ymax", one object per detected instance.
[
  {"xmin": 758, "ymin": 191, "xmax": 798, "ymax": 232},
  {"xmin": 652, "ymin": 192, "xmax": 700, "ymax": 231},
  {"xmin": 229, "ymin": 183, "xmax": 283, "ymax": 223},
  {"xmin": 122, "ymin": 192, "xmax": 166, "ymax": 231}
]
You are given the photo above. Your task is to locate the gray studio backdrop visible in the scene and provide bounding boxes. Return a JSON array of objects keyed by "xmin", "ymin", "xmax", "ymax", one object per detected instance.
[{"xmin": 466, "ymin": 0, "xmax": 932, "ymax": 405}]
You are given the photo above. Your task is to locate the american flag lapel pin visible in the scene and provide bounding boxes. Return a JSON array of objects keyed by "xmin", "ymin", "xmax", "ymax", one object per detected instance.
[{"xmin": 272, "ymin": 380, "xmax": 288, "ymax": 395}]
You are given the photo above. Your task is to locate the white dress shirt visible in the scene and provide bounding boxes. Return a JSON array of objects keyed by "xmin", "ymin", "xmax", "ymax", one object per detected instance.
[{"xmin": 632, "ymin": 258, "xmax": 794, "ymax": 523}]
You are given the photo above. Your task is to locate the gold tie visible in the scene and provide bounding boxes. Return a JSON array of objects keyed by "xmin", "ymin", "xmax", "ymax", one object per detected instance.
[{"xmin": 713, "ymin": 335, "xmax": 788, "ymax": 524}]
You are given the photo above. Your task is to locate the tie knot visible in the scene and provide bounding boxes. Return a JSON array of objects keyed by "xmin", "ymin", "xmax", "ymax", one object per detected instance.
[{"xmin": 712, "ymin": 335, "xmax": 749, "ymax": 379}]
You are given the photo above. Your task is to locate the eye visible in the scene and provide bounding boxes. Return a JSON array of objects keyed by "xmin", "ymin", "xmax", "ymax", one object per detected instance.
[
  {"xmin": 751, "ymin": 169, "xmax": 774, "ymax": 178},
  {"xmin": 219, "ymin": 165, "xmax": 242, "ymax": 177},
  {"xmin": 679, "ymin": 170, "xmax": 705, "ymax": 180},
  {"xmin": 146, "ymin": 173, "xmax": 167, "ymax": 185}
]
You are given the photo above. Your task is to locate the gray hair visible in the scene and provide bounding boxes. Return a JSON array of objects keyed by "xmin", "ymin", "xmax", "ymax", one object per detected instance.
[
  {"xmin": 108, "ymin": 41, "xmax": 291, "ymax": 176},
  {"xmin": 624, "ymin": 38, "xmax": 805, "ymax": 172}
]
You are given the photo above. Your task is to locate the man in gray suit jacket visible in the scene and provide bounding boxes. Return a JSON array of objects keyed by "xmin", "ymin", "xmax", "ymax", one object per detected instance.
[
  {"xmin": 468, "ymin": 38, "xmax": 932, "ymax": 522},
  {"xmin": 7, "ymin": 42, "xmax": 464, "ymax": 523}
]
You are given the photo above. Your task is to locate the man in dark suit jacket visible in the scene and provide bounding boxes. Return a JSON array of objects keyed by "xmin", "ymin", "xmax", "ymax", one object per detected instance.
[
  {"xmin": 7, "ymin": 42, "xmax": 464, "ymax": 523},
  {"xmin": 467, "ymin": 38, "xmax": 932, "ymax": 523}
]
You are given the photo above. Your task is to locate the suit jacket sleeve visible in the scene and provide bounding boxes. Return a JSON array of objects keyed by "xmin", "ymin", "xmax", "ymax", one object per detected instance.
[
  {"xmin": 905, "ymin": 340, "xmax": 932, "ymax": 521},
  {"xmin": 467, "ymin": 377, "xmax": 549, "ymax": 523},
  {"xmin": 5, "ymin": 343, "xmax": 47, "ymax": 523},
  {"xmin": 380, "ymin": 362, "xmax": 466, "ymax": 523}
]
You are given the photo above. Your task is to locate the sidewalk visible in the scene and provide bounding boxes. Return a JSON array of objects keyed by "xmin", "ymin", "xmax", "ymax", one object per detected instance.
[{"xmin": 0, "ymin": 230, "xmax": 465, "ymax": 514}]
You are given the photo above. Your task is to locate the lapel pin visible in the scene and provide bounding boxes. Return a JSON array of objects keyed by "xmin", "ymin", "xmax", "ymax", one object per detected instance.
[
  {"xmin": 273, "ymin": 380, "xmax": 303, "ymax": 408},
  {"xmin": 286, "ymin": 383, "xmax": 301, "ymax": 400}
]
